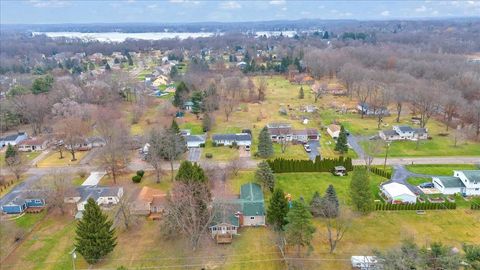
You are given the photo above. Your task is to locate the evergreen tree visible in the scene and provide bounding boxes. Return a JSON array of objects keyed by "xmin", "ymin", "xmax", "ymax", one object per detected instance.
[
  {"xmin": 255, "ymin": 161, "xmax": 275, "ymax": 192},
  {"xmin": 191, "ymin": 91, "xmax": 203, "ymax": 119},
  {"xmin": 284, "ymin": 200, "xmax": 316, "ymax": 256},
  {"xmin": 322, "ymin": 31, "xmax": 330, "ymax": 39},
  {"xmin": 349, "ymin": 168, "xmax": 373, "ymax": 214},
  {"xmin": 257, "ymin": 126, "xmax": 274, "ymax": 158},
  {"xmin": 175, "ymin": 161, "xmax": 206, "ymax": 183},
  {"xmin": 170, "ymin": 119, "xmax": 180, "ymax": 134},
  {"xmin": 105, "ymin": 63, "xmax": 111, "ymax": 71},
  {"xmin": 5, "ymin": 144, "xmax": 17, "ymax": 159},
  {"xmin": 267, "ymin": 188, "xmax": 289, "ymax": 231},
  {"xmin": 75, "ymin": 198, "xmax": 116, "ymax": 265},
  {"xmin": 202, "ymin": 113, "xmax": 212, "ymax": 132},
  {"xmin": 334, "ymin": 125, "xmax": 348, "ymax": 154},
  {"xmin": 173, "ymin": 81, "xmax": 189, "ymax": 108},
  {"xmin": 322, "ymin": 185, "xmax": 339, "ymax": 218},
  {"xmin": 309, "ymin": 191, "xmax": 323, "ymax": 217},
  {"xmin": 298, "ymin": 86, "xmax": 304, "ymax": 99},
  {"xmin": 170, "ymin": 65, "xmax": 178, "ymax": 78}
]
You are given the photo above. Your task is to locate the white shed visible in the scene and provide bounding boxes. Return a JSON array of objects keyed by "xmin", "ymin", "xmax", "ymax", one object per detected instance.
[{"xmin": 381, "ymin": 182, "xmax": 417, "ymax": 204}]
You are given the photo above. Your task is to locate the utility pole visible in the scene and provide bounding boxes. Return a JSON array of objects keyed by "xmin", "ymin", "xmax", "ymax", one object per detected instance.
[
  {"xmin": 383, "ymin": 141, "xmax": 391, "ymax": 171},
  {"xmin": 70, "ymin": 248, "xmax": 77, "ymax": 270}
]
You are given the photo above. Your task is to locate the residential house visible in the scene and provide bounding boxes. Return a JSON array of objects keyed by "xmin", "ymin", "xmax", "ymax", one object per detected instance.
[
  {"xmin": 185, "ymin": 134, "xmax": 206, "ymax": 148},
  {"xmin": 303, "ymin": 105, "xmax": 317, "ymax": 113},
  {"xmin": 65, "ymin": 136, "xmax": 106, "ymax": 151},
  {"xmin": 238, "ymin": 183, "xmax": 265, "ymax": 226},
  {"xmin": 267, "ymin": 123, "xmax": 318, "ymax": 143},
  {"xmin": 1, "ymin": 192, "xmax": 46, "ymax": 214},
  {"xmin": 432, "ymin": 170, "xmax": 480, "ymax": 196},
  {"xmin": 357, "ymin": 102, "xmax": 390, "ymax": 117},
  {"xmin": 65, "ymin": 185, "xmax": 123, "ymax": 218},
  {"xmin": 131, "ymin": 186, "xmax": 167, "ymax": 219},
  {"xmin": 17, "ymin": 137, "xmax": 49, "ymax": 152},
  {"xmin": 184, "ymin": 101, "xmax": 194, "ymax": 111},
  {"xmin": 379, "ymin": 125, "xmax": 428, "ymax": 141},
  {"xmin": 212, "ymin": 133, "xmax": 252, "ymax": 146},
  {"xmin": 0, "ymin": 132, "xmax": 28, "ymax": 147},
  {"xmin": 381, "ymin": 182, "xmax": 417, "ymax": 204},
  {"xmin": 327, "ymin": 124, "xmax": 341, "ymax": 139},
  {"xmin": 209, "ymin": 201, "xmax": 241, "ymax": 244}
]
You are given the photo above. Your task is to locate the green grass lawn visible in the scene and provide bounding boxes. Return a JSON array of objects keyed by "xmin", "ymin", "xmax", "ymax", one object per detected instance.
[
  {"xmin": 202, "ymin": 141, "xmax": 239, "ymax": 161},
  {"xmin": 382, "ymin": 138, "xmax": 480, "ymax": 157},
  {"xmin": 406, "ymin": 164, "xmax": 479, "ymax": 175},
  {"xmin": 36, "ymin": 151, "xmax": 88, "ymax": 168},
  {"xmin": 15, "ymin": 212, "xmax": 47, "ymax": 229},
  {"xmin": 180, "ymin": 121, "xmax": 204, "ymax": 135},
  {"xmin": 407, "ymin": 176, "xmax": 431, "ymax": 186},
  {"xmin": 0, "ymin": 151, "xmax": 41, "ymax": 168}
]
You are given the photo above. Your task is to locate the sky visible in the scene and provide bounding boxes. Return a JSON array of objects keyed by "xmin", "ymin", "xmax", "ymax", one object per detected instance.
[{"xmin": 1, "ymin": 0, "xmax": 479, "ymax": 25}]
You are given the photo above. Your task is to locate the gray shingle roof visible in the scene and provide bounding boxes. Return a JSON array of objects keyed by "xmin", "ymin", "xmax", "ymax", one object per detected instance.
[
  {"xmin": 76, "ymin": 185, "xmax": 121, "ymax": 202},
  {"xmin": 185, "ymin": 135, "xmax": 206, "ymax": 142},
  {"xmin": 434, "ymin": 176, "xmax": 466, "ymax": 188},
  {"xmin": 461, "ymin": 170, "xmax": 480, "ymax": 183},
  {"xmin": 212, "ymin": 133, "xmax": 251, "ymax": 142},
  {"xmin": 397, "ymin": 126, "xmax": 414, "ymax": 133}
]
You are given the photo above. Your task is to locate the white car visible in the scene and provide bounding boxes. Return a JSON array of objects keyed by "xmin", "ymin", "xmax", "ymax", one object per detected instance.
[{"xmin": 303, "ymin": 144, "xmax": 311, "ymax": 153}]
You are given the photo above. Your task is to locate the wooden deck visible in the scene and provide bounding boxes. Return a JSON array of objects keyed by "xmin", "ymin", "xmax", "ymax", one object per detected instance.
[{"xmin": 215, "ymin": 233, "xmax": 233, "ymax": 244}]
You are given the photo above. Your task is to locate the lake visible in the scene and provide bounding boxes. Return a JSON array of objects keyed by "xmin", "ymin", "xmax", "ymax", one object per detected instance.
[{"xmin": 33, "ymin": 32, "xmax": 219, "ymax": 42}]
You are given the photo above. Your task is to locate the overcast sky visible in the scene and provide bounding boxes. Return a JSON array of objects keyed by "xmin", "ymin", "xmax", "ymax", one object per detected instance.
[{"xmin": 1, "ymin": 0, "xmax": 479, "ymax": 24}]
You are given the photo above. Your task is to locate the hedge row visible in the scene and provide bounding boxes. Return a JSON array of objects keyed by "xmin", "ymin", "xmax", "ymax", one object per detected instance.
[
  {"xmin": 267, "ymin": 156, "xmax": 353, "ymax": 173},
  {"xmin": 375, "ymin": 202, "xmax": 456, "ymax": 211},
  {"xmin": 354, "ymin": 166, "xmax": 392, "ymax": 179},
  {"xmin": 471, "ymin": 203, "xmax": 480, "ymax": 210}
]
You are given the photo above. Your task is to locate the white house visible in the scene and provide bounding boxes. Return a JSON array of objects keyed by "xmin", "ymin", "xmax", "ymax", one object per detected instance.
[
  {"xmin": 0, "ymin": 132, "xmax": 28, "ymax": 147},
  {"xmin": 351, "ymin": 256, "xmax": 378, "ymax": 270},
  {"xmin": 432, "ymin": 170, "xmax": 480, "ymax": 196},
  {"xmin": 65, "ymin": 186, "xmax": 123, "ymax": 215},
  {"xmin": 379, "ymin": 125, "xmax": 428, "ymax": 141},
  {"xmin": 381, "ymin": 182, "xmax": 417, "ymax": 204},
  {"xmin": 185, "ymin": 134, "xmax": 206, "ymax": 148},
  {"xmin": 212, "ymin": 133, "xmax": 252, "ymax": 146},
  {"xmin": 267, "ymin": 123, "xmax": 318, "ymax": 143},
  {"xmin": 327, "ymin": 124, "xmax": 341, "ymax": 139},
  {"xmin": 17, "ymin": 137, "xmax": 49, "ymax": 152}
]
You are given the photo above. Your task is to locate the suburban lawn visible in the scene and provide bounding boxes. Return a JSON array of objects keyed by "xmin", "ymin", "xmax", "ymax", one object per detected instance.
[
  {"xmin": 407, "ymin": 176, "xmax": 431, "ymax": 186},
  {"xmin": 0, "ymin": 151, "xmax": 41, "ymax": 168},
  {"xmin": 36, "ymin": 151, "xmax": 88, "ymax": 168},
  {"xmin": 202, "ymin": 141, "xmax": 239, "ymax": 161},
  {"xmin": 405, "ymin": 164, "xmax": 479, "ymax": 175}
]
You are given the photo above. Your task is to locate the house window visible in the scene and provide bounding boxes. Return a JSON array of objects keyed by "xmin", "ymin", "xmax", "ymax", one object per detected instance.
[{"xmin": 250, "ymin": 217, "xmax": 255, "ymax": 220}]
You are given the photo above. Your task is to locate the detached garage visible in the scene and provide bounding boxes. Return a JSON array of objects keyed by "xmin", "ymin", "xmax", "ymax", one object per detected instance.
[{"xmin": 381, "ymin": 182, "xmax": 417, "ymax": 204}]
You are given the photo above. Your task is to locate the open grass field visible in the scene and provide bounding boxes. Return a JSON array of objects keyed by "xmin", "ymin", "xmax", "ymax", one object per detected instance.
[
  {"xmin": 36, "ymin": 151, "xmax": 88, "ymax": 168},
  {"xmin": 406, "ymin": 164, "xmax": 479, "ymax": 175}
]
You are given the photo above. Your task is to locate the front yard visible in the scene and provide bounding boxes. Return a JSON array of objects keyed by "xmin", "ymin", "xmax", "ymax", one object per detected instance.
[{"xmin": 36, "ymin": 151, "xmax": 88, "ymax": 168}]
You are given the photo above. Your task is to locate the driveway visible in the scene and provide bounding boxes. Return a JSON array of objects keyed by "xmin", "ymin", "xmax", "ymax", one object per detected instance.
[
  {"xmin": 385, "ymin": 164, "xmax": 434, "ymax": 195},
  {"xmin": 187, "ymin": 147, "xmax": 202, "ymax": 162},
  {"xmin": 307, "ymin": 140, "xmax": 320, "ymax": 160},
  {"xmin": 347, "ymin": 135, "xmax": 366, "ymax": 159}
]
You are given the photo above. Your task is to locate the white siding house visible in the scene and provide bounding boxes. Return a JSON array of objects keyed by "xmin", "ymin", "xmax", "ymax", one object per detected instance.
[
  {"xmin": 381, "ymin": 182, "xmax": 417, "ymax": 204},
  {"xmin": 433, "ymin": 170, "xmax": 480, "ymax": 196}
]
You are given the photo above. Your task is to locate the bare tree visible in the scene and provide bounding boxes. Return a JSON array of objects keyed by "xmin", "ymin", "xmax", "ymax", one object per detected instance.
[
  {"xmin": 35, "ymin": 169, "xmax": 74, "ymax": 215},
  {"xmin": 160, "ymin": 127, "xmax": 186, "ymax": 181},
  {"xmin": 98, "ymin": 121, "xmax": 130, "ymax": 185},
  {"xmin": 363, "ymin": 139, "xmax": 384, "ymax": 170},
  {"xmin": 221, "ymin": 96, "xmax": 237, "ymax": 122},
  {"xmin": 441, "ymin": 89, "xmax": 464, "ymax": 131},
  {"xmin": 257, "ymin": 76, "xmax": 267, "ymax": 101},
  {"xmin": 146, "ymin": 129, "xmax": 165, "ymax": 184},
  {"xmin": 114, "ymin": 190, "xmax": 137, "ymax": 230},
  {"xmin": 10, "ymin": 93, "xmax": 51, "ymax": 135},
  {"xmin": 356, "ymin": 79, "xmax": 374, "ymax": 119},
  {"xmin": 161, "ymin": 182, "xmax": 214, "ymax": 250},
  {"xmin": 369, "ymin": 83, "xmax": 391, "ymax": 129},
  {"xmin": 227, "ymin": 157, "xmax": 244, "ymax": 177},
  {"xmin": 411, "ymin": 82, "xmax": 440, "ymax": 128},
  {"xmin": 322, "ymin": 208, "xmax": 352, "ymax": 254},
  {"xmin": 314, "ymin": 83, "xmax": 327, "ymax": 103},
  {"xmin": 6, "ymin": 155, "xmax": 27, "ymax": 181},
  {"xmin": 56, "ymin": 116, "xmax": 91, "ymax": 161}
]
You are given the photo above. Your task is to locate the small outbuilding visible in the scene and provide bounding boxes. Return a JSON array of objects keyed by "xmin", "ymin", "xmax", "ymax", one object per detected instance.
[
  {"xmin": 327, "ymin": 124, "xmax": 341, "ymax": 139},
  {"xmin": 333, "ymin": 166, "xmax": 347, "ymax": 176},
  {"xmin": 351, "ymin": 256, "xmax": 378, "ymax": 270},
  {"xmin": 381, "ymin": 182, "xmax": 417, "ymax": 204}
]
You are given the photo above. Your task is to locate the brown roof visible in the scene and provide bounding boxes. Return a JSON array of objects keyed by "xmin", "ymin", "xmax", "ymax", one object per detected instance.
[
  {"xmin": 135, "ymin": 186, "xmax": 166, "ymax": 203},
  {"xmin": 306, "ymin": 128, "xmax": 319, "ymax": 136},
  {"xmin": 18, "ymin": 137, "xmax": 47, "ymax": 146},
  {"xmin": 151, "ymin": 195, "xmax": 167, "ymax": 208},
  {"xmin": 328, "ymin": 124, "xmax": 341, "ymax": 133}
]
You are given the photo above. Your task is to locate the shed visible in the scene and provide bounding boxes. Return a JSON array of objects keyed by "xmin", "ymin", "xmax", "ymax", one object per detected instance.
[
  {"xmin": 351, "ymin": 256, "xmax": 378, "ymax": 270},
  {"xmin": 381, "ymin": 182, "xmax": 417, "ymax": 204}
]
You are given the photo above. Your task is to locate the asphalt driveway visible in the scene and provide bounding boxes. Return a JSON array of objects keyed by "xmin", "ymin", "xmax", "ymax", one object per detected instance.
[
  {"xmin": 307, "ymin": 140, "xmax": 320, "ymax": 160},
  {"xmin": 187, "ymin": 147, "xmax": 202, "ymax": 162}
]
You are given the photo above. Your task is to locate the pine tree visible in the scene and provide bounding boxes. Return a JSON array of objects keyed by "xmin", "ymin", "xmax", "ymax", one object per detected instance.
[
  {"xmin": 323, "ymin": 184, "xmax": 339, "ymax": 218},
  {"xmin": 191, "ymin": 91, "xmax": 203, "ymax": 119},
  {"xmin": 173, "ymin": 81, "xmax": 189, "ymax": 108},
  {"xmin": 350, "ymin": 168, "xmax": 373, "ymax": 214},
  {"xmin": 75, "ymin": 198, "xmax": 116, "ymax": 265},
  {"xmin": 284, "ymin": 200, "xmax": 316, "ymax": 256},
  {"xmin": 105, "ymin": 63, "xmax": 111, "ymax": 71},
  {"xmin": 175, "ymin": 160, "xmax": 206, "ymax": 183},
  {"xmin": 170, "ymin": 119, "xmax": 180, "ymax": 134},
  {"xmin": 309, "ymin": 191, "xmax": 323, "ymax": 217},
  {"xmin": 255, "ymin": 161, "xmax": 275, "ymax": 192},
  {"xmin": 298, "ymin": 87, "xmax": 304, "ymax": 99},
  {"xmin": 5, "ymin": 144, "xmax": 16, "ymax": 159},
  {"xmin": 322, "ymin": 31, "xmax": 330, "ymax": 39},
  {"xmin": 267, "ymin": 188, "xmax": 289, "ymax": 231},
  {"xmin": 257, "ymin": 126, "xmax": 274, "ymax": 158},
  {"xmin": 334, "ymin": 125, "xmax": 349, "ymax": 154}
]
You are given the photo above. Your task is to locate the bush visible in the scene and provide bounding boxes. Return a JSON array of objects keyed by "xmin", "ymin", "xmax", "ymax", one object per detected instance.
[
  {"xmin": 77, "ymin": 170, "xmax": 87, "ymax": 178},
  {"xmin": 132, "ymin": 175, "xmax": 142, "ymax": 183},
  {"xmin": 212, "ymin": 142, "xmax": 217, "ymax": 147},
  {"xmin": 205, "ymin": 153, "xmax": 213, "ymax": 159},
  {"xmin": 199, "ymin": 143, "xmax": 205, "ymax": 148},
  {"xmin": 136, "ymin": 170, "xmax": 145, "ymax": 177}
]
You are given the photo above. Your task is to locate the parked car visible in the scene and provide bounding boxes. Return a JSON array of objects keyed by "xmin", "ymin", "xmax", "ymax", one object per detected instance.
[
  {"xmin": 419, "ymin": 182, "xmax": 434, "ymax": 188},
  {"xmin": 303, "ymin": 144, "xmax": 311, "ymax": 153},
  {"xmin": 245, "ymin": 145, "xmax": 250, "ymax": 151}
]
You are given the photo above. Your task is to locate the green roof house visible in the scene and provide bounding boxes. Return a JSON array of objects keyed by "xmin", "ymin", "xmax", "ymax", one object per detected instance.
[
  {"xmin": 432, "ymin": 170, "xmax": 480, "ymax": 196},
  {"xmin": 238, "ymin": 182, "xmax": 265, "ymax": 226}
]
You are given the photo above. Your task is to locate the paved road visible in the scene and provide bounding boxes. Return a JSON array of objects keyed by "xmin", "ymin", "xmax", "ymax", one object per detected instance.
[
  {"xmin": 307, "ymin": 140, "xmax": 320, "ymax": 160},
  {"xmin": 187, "ymin": 148, "xmax": 202, "ymax": 162}
]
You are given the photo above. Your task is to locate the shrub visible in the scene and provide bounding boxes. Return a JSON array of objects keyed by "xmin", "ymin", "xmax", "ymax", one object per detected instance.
[
  {"xmin": 199, "ymin": 143, "xmax": 205, "ymax": 148},
  {"xmin": 132, "ymin": 175, "xmax": 142, "ymax": 183},
  {"xmin": 136, "ymin": 170, "xmax": 145, "ymax": 177},
  {"xmin": 77, "ymin": 170, "xmax": 87, "ymax": 178},
  {"xmin": 205, "ymin": 153, "xmax": 213, "ymax": 159},
  {"xmin": 212, "ymin": 142, "xmax": 217, "ymax": 147}
]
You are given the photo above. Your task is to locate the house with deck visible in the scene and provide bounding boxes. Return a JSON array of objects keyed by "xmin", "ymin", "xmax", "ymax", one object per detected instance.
[
  {"xmin": 1, "ymin": 192, "xmax": 46, "ymax": 214},
  {"xmin": 131, "ymin": 186, "xmax": 166, "ymax": 219},
  {"xmin": 432, "ymin": 170, "xmax": 480, "ymax": 196},
  {"xmin": 65, "ymin": 185, "xmax": 123, "ymax": 218},
  {"xmin": 267, "ymin": 123, "xmax": 318, "ymax": 143},
  {"xmin": 379, "ymin": 125, "xmax": 428, "ymax": 141}
]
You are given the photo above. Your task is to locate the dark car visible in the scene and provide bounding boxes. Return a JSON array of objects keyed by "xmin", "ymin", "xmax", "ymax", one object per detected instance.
[{"xmin": 419, "ymin": 182, "xmax": 434, "ymax": 189}]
